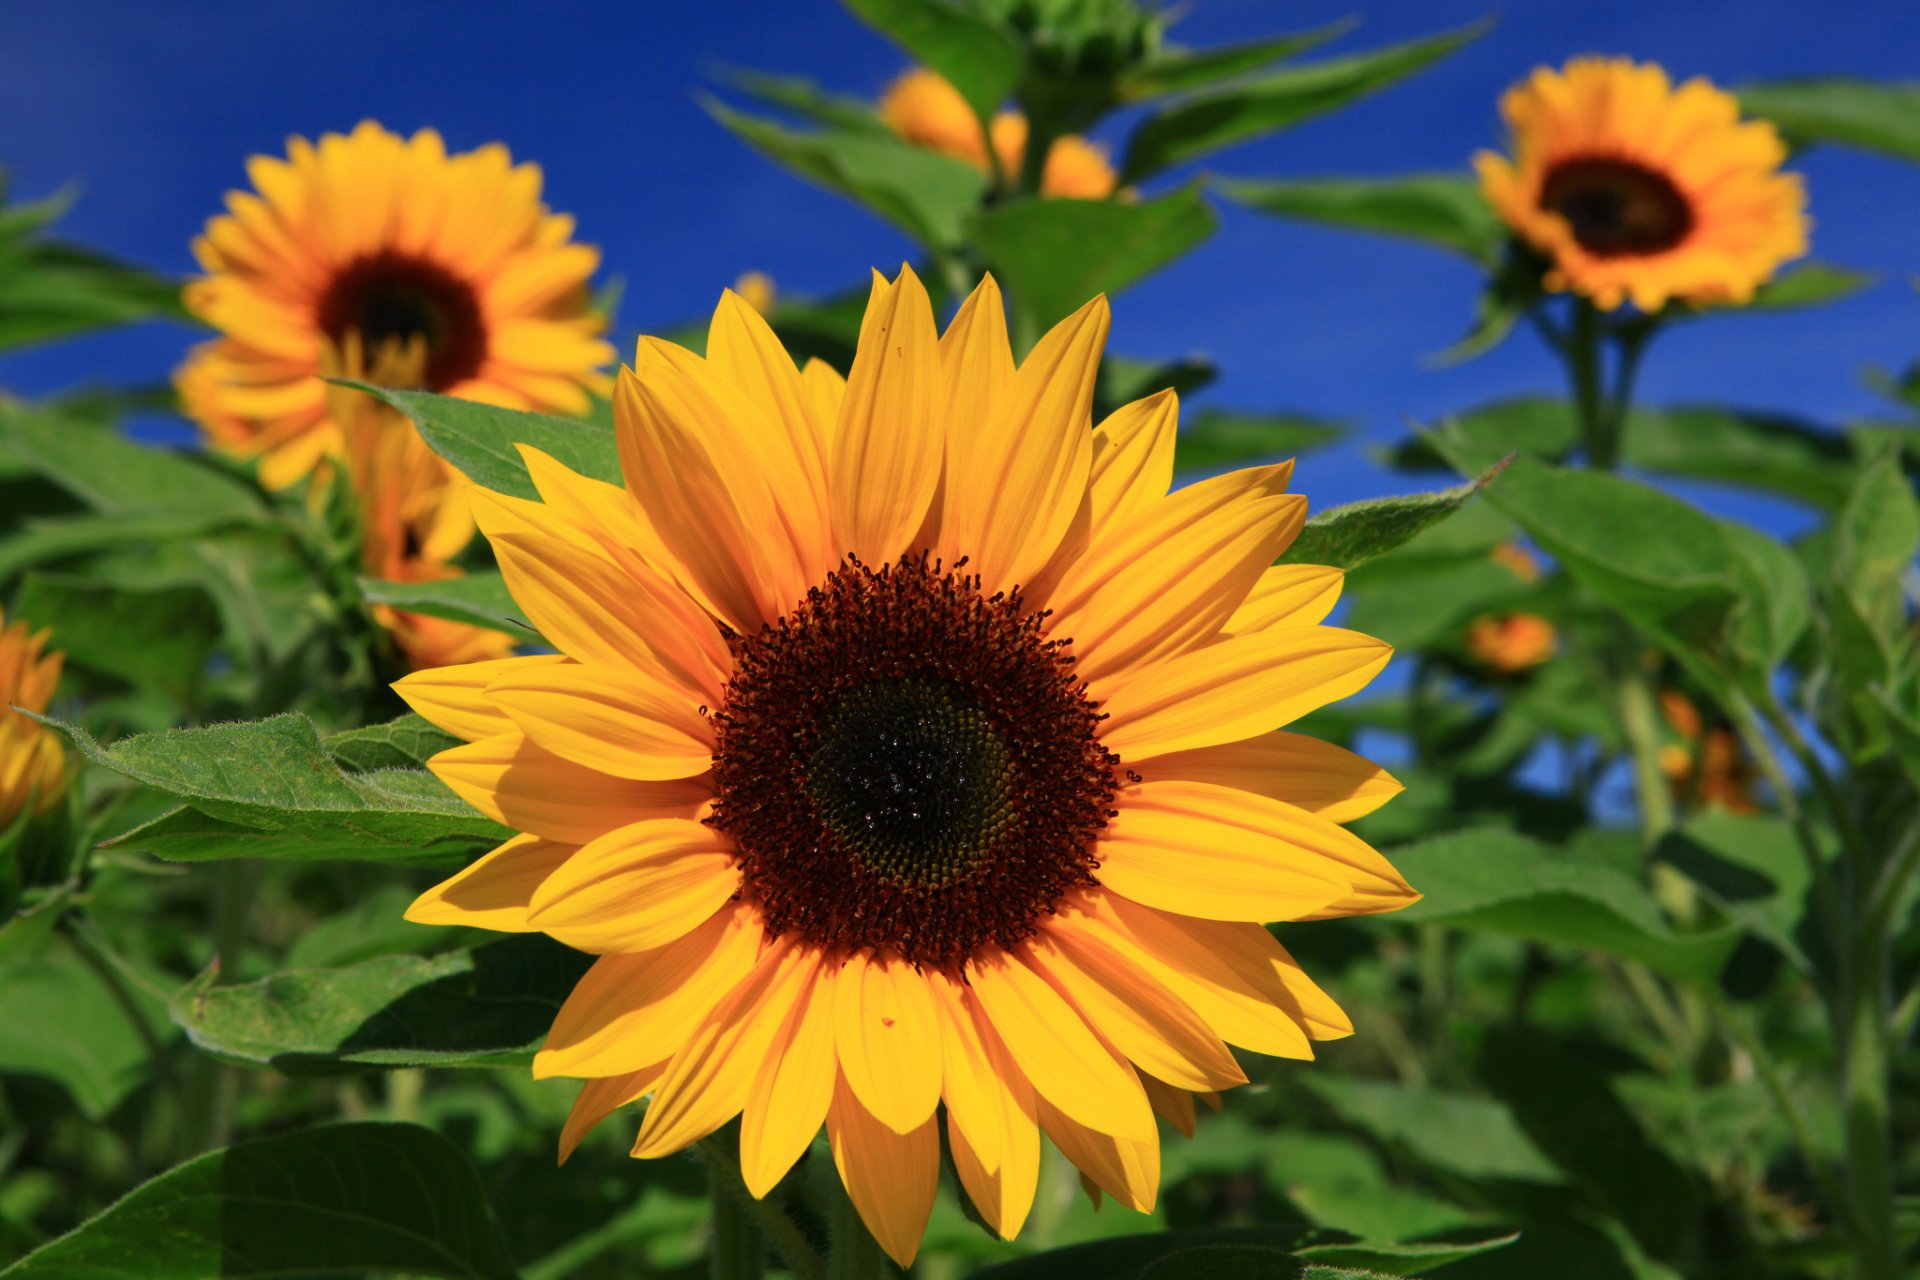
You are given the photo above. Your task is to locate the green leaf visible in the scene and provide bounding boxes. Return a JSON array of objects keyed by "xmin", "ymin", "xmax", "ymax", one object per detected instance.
[
  {"xmin": 325, "ymin": 714, "xmax": 463, "ymax": 773},
  {"xmin": 965, "ymin": 1229, "xmax": 1319, "ymax": 1280},
  {"xmin": 0, "ymin": 1122, "xmax": 518, "ymax": 1279},
  {"xmin": 1301, "ymin": 1076, "xmax": 1562, "ymax": 1183},
  {"xmin": 1120, "ymin": 23, "xmax": 1486, "ymax": 181},
  {"xmin": 1400, "ymin": 396, "xmax": 1861, "ymax": 510},
  {"xmin": 0, "ymin": 403, "xmax": 265, "ymax": 523},
  {"xmin": 1218, "ymin": 173, "xmax": 1503, "ymax": 264},
  {"xmin": 1736, "ymin": 260, "xmax": 1873, "ymax": 311},
  {"xmin": 968, "ymin": 185, "xmax": 1217, "ymax": 333},
  {"xmin": 0, "ymin": 934, "xmax": 173, "ymax": 1120},
  {"xmin": 1119, "ymin": 20, "xmax": 1355, "ymax": 99},
  {"xmin": 170, "ymin": 935, "xmax": 589, "ymax": 1073},
  {"xmin": 839, "ymin": 0, "xmax": 1024, "ymax": 125},
  {"xmin": 0, "ymin": 229, "xmax": 189, "ymax": 353},
  {"xmin": 717, "ymin": 66, "xmax": 893, "ymax": 133},
  {"xmin": 1295, "ymin": 1236, "xmax": 1521, "ymax": 1276},
  {"xmin": 705, "ymin": 97, "xmax": 987, "ymax": 251},
  {"xmin": 1387, "ymin": 827, "xmax": 1742, "ymax": 982},
  {"xmin": 1138, "ymin": 1247, "xmax": 1302, "ymax": 1280},
  {"xmin": 1479, "ymin": 1027, "xmax": 1702, "ymax": 1257},
  {"xmin": 1432, "ymin": 247, "xmax": 1543, "ymax": 365},
  {"xmin": 1739, "ymin": 78, "xmax": 1920, "ymax": 163},
  {"xmin": 12, "ymin": 573, "xmax": 221, "ymax": 704},
  {"xmin": 1277, "ymin": 463, "xmax": 1503, "ymax": 571},
  {"xmin": 1175, "ymin": 409, "xmax": 1345, "ymax": 473},
  {"xmin": 1833, "ymin": 446, "xmax": 1920, "ymax": 631},
  {"xmin": 358, "ymin": 572, "xmax": 531, "ymax": 638},
  {"xmin": 1095, "ymin": 354, "xmax": 1218, "ymax": 417},
  {"xmin": 1657, "ymin": 813, "xmax": 1814, "ymax": 971},
  {"xmin": 0, "ymin": 512, "xmax": 244, "ymax": 583},
  {"xmin": 50, "ymin": 713, "xmax": 508, "ymax": 866},
  {"xmin": 348, "ymin": 384, "xmax": 617, "ymax": 500}
]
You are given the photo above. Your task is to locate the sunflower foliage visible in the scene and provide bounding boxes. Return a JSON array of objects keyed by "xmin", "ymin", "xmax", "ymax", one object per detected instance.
[{"xmin": 0, "ymin": 7, "xmax": 1917, "ymax": 1280}]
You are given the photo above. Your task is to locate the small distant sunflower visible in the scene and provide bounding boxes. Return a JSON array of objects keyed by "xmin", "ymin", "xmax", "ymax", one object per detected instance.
[
  {"xmin": 1475, "ymin": 57, "xmax": 1808, "ymax": 312},
  {"xmin": 324, "ymin": 339, "xmax": 512, "ymax": 672},
  {"xmin": 178, "ymin": 121, "xmax": 614, "ymax": 489},
  {"xmin": 880, "ymin": 68, "xmax": 1120, "ymax": 199},
  {"xmin": 1659, "ymin": 690, "xmax": 1761, "ymax": 813},
  {"xmin": 0, "ymin": 611, "xmax": 65, "ymax": 828},
  {"xmin": 398, "ymin": 267, "xmax": 1412, "ymax": 1264},
  {"xmin": 1465, "ymin": 613, "xmax": 1556, "ymax": 674}
]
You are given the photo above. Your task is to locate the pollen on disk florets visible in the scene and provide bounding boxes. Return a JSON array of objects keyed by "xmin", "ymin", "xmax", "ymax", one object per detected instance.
[{"xmin": 707, "ymin": 553, "xmax": 1119, "ymax": 969}]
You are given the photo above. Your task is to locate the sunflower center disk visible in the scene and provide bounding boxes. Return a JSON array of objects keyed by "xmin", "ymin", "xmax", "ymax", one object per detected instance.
[
  {"xmin": 708, "ymin": 554, "xmax": 1119, "ymax": 969},
  {"xmin": 317, "ymin": 251, "xmax": 487, "ymax": 389},
  {"xmin": 1540, "ymin": 157, "xmax": 1693, "ymax": 257}
]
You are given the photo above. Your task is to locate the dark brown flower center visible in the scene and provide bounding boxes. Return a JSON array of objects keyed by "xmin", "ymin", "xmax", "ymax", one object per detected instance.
[
  {"xmin": 317, "ymin": 252, "xmax": 486, "ymax": 390},
  {"xmin": 1540, "ymin": 157, "xmax": 1693, "ymax": 257},
  {"xmin": 707, "ymin": 554, "xmax": 1118, "ymax": 969}
]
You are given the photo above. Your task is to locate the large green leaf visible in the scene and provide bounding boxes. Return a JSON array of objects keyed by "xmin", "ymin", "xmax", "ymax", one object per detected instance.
[
  {"xmin": 1218, "ymin": 173, "xmax": 1503, "ymax": 264},
  {"xmin": 11, "ymin": 572, "xmax": 222, "ymax": 704},
  {"xmin": 351, "ymin": 384, "xmax": 616, "ymax": 499},
  {"xmin": 1657, "ymin": 813, "xmax": 1814, "ymax": 972},
  {"xmin": 840, "ymin": 0, "xmax": 1024, "ymax": 125},
  {"xmin": 968, "ymin": 185, "xmax": 1216, "ymax": 333},
  {"xmin": 1739, "ymin": 78, "xmax": 1920, "ymax": 162},
  {"xmin": 1277, "ymin": 464, "xmax": 1502, "ymax": 572},
  {"xmin": 324, "ymin": 714, "xmax": 463, "ymax": 773},
  {"xmin": 0, "ymin": 934, "xmax": 174, "ymax": 1121},
  {"xmin": 718, "ymin": 66, "xmax": 893, "ymax": 133},
  {"xmin": 705, "ymin": 97, "xmax": 988, "ymax": 251},
  {"xmin": 171, "ymin": 935, "xmax": 589, "ymax": 1073},
  {"xmin": 358, "ymin": 572, "xmax": 531, "ymax": 638},
  {"xmin": 1302, "ymin": 1076, "xmax": 1561, "ymax": 1183},
  {"xmin": 49, "ymin": 713, "xmax": 508, "ymax": 866},
  {"xmin": 1387, "ymin": 828, "xmax": 1741, "ymax": 983},
  {"xmin": 0, "ymin": 1123, "xmax": 518, "ymax": 1279},
  {"xmin": 0, "ymin": 215, "xmax": 190, "ymax": 352},
  {"xmin": 968, "ymin": 1227, "xmax": 1512, "ymax": 1279},
  {"xmin": 1735, "ymin": 260, "xmax": 1873, "ymax": 311},
  {"xmin": 1174, "ymin": 408, "xmax": 1346, "ymax": 473},
  {"xmin": 0, "ymin": 402, "xmax": 265, "ymax": 523},
  {"xmin": 1120, "ymin": 23, "xmax": 1485, "ymax": 181},
  {"xmin": 1119, "ymin": 20, "xmax": 1354, "ymax": 99}
]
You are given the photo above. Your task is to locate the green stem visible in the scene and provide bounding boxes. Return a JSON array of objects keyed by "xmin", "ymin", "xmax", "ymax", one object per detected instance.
[
  {"xmin": 1568, "ymin": 299, "xmax": 1613, "ymax": 469},
  {"xmin": 709, "ymin": 1178, "xmax": 767, "ymax": 1280},
  {"xmin": 692, "ymin": 1138, "xmax": 824, "ymax": 1280},
  {"xmin": 1616, "ymin": 656, "xmax": 1676, "ymax": 847},
  {"xmin": 827, "ymin": 1167, "xmax": 885, "ymax": 1280},
  {"xmin": 1840, "ymin": 920, "xmax": 1899, "ymax": 1280}
]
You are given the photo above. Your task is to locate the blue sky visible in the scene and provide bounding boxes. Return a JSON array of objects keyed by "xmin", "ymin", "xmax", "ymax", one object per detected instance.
[{"xmin": 3, "ymin": 0, "xmax": 1917, "ymax": 524}]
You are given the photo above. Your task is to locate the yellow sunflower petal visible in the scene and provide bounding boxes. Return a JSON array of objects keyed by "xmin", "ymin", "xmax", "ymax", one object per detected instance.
[
  {"xmin": 488, "ymin": 662, "xmax": 713, "ymax": 782},
  {"xmin": 967, "ymin": 950, "xmax": 1155, "ymax": 1142},
  {"xmin": 404, "ymin": 833, "xmax": 573, "ymax": 931},
  {"xmin": 800, "ymin": 358, "xmax": 847, "ymax": 446},
  {"xmin": 1098, "ymin": 627, "xmax": 1391, "ymax": 760},
  {"xmin": 1117, "ymin": 780, "xmax": 1417, "ymax": 919},
  {"xmin": 826, "ymin": 1071, "xmax": 941, "ymax": 1268},
  {"xmin": 1036, "ymin": 1097, "xmax": 1159, "ymax": 1214},
  {"xmin": 1026, "ymin": 926, "xmax": 1245, "ymax": 1092},
  {"xmin": 739, "ymin": 957, "xmax": 838, "ymax": 1198},
  {"xmin": 945, "ymin": 1066, "xmax": 1041, "ymax": 1241},
  {"xmin": 634, "ymin": 940, "xmax": 820, "ymax": 1158},
  {"xmin": 832, "ymin": 950, "xmax": 944, "ymax": 1134},
  {"xmin": 1139, "ymin": 1074, "xmax": 1198, "ymax": 1139},
  {"xmin": 943, "ymin": 291, "xmax": 1106, "ymax": 595},
  {"xmin": 1060, "ymin": 892, "xmax": 1315, "ymax": 1059},
  {"xmin": 525, "ymin": 819, "xmax": 740, "ymax": 953},
  {"xmin": 392, "ymin": 654, "xmax": 568, "ymax": 742},
  {"xmin": 832, "ymin": 267, "xmax": 942, "ymax": 565},
  {"xmin": 1136, "ymin": 732, "xmax": 1404, "ymax": 826},
  {"xmin": 428, "ymin": 732, "xmax": 711, "ymax": 844},
  {"xmin": 1087, "ymin": 389, "xmax": 1178, "ymax": 536},
  {"xmin": 1226, "ymin": 564, "xmax": 1344, "ymax": 634},
  {"xmin": 558, "ymin": 1064, "xmax": 667, "ymax": 1165},
  {"xmin": 535, "ymin": 901, "xmax": 765, "ymax": 1079},
  {"xmin": 706, "ymin": 289, "xmax": 832, "ymax": 497}
]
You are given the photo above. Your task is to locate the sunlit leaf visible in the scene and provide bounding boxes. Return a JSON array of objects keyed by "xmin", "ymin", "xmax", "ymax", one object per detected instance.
[
  {"xmin": 347, "ymin": 384, "xmax": 618, "ymax": 499},
  {"xmin": 1175, "ymin": 408, "xmax": 1346, "ymax": 473},
  {"xmin": 1277, "ymin": 462, "xmax": 1504, "ymax": 571},
  {"xmin": 1119, "ymin": 19, "xmax": 1355, "ymax": 100},
  {"xmin": 324, "ymin": 714, "xmax": 463, "ymax": 773},
  {"xmin": 839, "ymin": 0, "xmax": 1023, "ymax": 124},
  {"xmin": 1739, "ymin": 77, "xmax": 1920, "ymax": 162}
]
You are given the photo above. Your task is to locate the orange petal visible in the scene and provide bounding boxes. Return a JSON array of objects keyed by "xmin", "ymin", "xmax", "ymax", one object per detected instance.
[
  {"xmin": 558, "ymin": 1063, "xmax": 667, "ymax": 1164},
  {"xmin": 1097, "ymin": 627, "xmax": 1391, "ymax": 760},
  {"xmin": 1036, "ymin": 1096, "xmax": 1160, "ymax": 1214},
  {"xmin": 525, "ymin": 819, "xmax": 740, "ymax": 953},
  {"xmin": 826, "ymin": 1070, "xmax": 940, "ymax": 1268}
]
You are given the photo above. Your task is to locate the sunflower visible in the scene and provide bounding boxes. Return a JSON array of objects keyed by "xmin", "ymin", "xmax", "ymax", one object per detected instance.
[
  {"xmin": 1475, "ymin": 57, "xmax": 1808, "ymax": 312},
  {"xmin": 178, "ymin": 121, "xmax": 614, "ymax": 489},
  {"xmin": 1659, "ymin": 690, "xmax": 1761, "ymax": 814},
  {"xmin": 323, "ymin": 337, "xmax": 513, "ymax": 671},
  {"xmin": 397, "ymin": 268, "xmax": 1412, "ymax": 1264},
  {"xmin": 0, "ymin": 610, "xmax": 66, "ymax": 828},
  {"xmin": 881, "ymin": 68, "xmax": 1120, "ymax": 199}
]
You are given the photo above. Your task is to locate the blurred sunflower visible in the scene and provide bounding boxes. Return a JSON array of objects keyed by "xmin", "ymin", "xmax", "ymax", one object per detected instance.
[
  {"xmin": 397, "ymin": 267, "xmax": 1412, "ymax": 1263},
  {"xmin": 1659, "ymin": 690, "xmax": 1761, "ymax": 813},
  {"xmin": 1465, "ymin": 613, "xmax": 1556, "ymax": 674},
  {"xmin": 178, "ymin": 121, "xmax": 614, "ymax": 489},
  {"xmin": 323, "ymin": 338, "xmax": 513, "ymax": 671},
  {"xmin": 1476, "ymin": 57, "xmax": 1807, "ymax": 312},
  {"xmin": 881, "ymin": 67, "xmax": 1120, "ymax": 199},
  {"xmin": 0, "ymin": 611, "xmax": 65, "ymax": 827}
]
